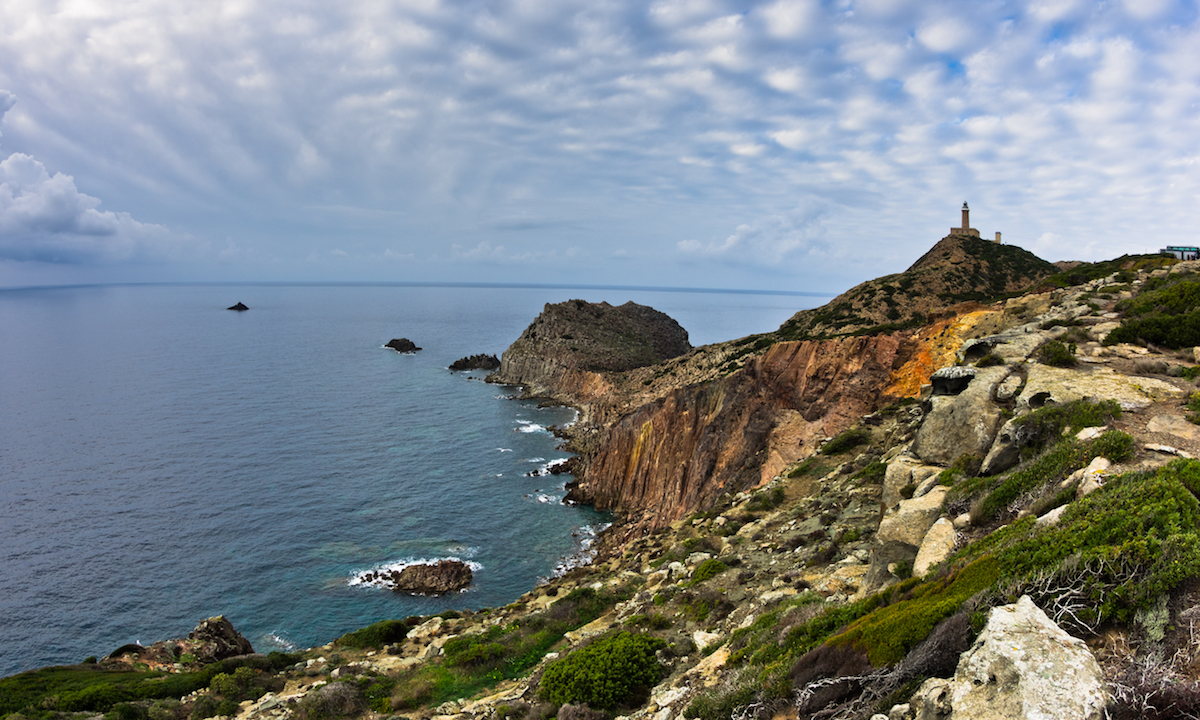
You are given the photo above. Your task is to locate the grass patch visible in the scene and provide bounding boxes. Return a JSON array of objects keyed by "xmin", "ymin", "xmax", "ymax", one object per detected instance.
[
  {"xmin": 0, "ymin": 653, "xmax": 299, "ymax": 718},
  {"xmin": 380, "ymin": 585, "xmax": 630, "ymax": 711}
]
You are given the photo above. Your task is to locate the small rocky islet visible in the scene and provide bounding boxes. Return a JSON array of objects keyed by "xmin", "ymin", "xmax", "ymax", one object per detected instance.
[{"xmin": 9, "ymin": 231, "xmax": 1200, "ymax": 720}]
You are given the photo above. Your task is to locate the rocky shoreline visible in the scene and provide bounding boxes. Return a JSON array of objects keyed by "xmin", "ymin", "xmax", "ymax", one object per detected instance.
[{"xmin": 8, "ymin": 246, "xmax": 1200, "ymax": 720}]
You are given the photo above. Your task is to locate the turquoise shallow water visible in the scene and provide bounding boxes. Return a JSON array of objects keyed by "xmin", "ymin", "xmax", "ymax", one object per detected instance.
[{"xmin": 0, "ymin": 283, "xmax": 818, "ymax": 677}]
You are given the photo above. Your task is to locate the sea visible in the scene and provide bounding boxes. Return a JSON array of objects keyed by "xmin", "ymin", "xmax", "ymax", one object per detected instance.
[{"xmin": 0, "ymin": 283, "xmax": 824, "ymax": 678}]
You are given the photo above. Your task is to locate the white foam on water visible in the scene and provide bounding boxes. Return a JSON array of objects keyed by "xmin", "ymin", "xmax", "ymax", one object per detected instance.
[
  {"xmin": 527, "ymin": 457, "xmax": 546, "ymax": 463},
  {"xmin": 515, "ymin": 420, "xmax": 547, "ymax": 434},
  {"xmin": 548, "ymin": 522, "xmax": 612, "ymax": 578},
  {"xmin": 262, "ymin": 632, "xmax": 297, "ymax": 652},
  {"xmin": 496, "ymin": 447, "xmax": 513, "ymax": 452}
]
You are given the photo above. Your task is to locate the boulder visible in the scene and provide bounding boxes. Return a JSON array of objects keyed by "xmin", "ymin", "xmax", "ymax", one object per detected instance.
[
  {"xmin": 385, "ymin": 338, "xmax": 422, "ymax": 353},
  {"xmin": 883, "ymin": 457, "xmax": 942, "ymax": 511},
  {"xmin": 1017, "ymin": 364, "xmax": 1181, "ymax": 414},
  {"xmin": 906, "ymin": 596, "xmax": 1106, "ymax": 720},
  {"xmin": 860, "ymin": 487, "xmax": 948, "ymax": 595},
  {"xmin": 227, "ymin": 302, "xmax": 249, "ymax": 311},
  {"xmin": 930, "ymin": 366, "xmax": 977, "ymax": 396},
  {"xmin": 188, "ymin": 616, "xmax": 255, "ymax": 662},
  {"xmin": 378, "ymin": 560, "xmax": 472, "ymax": 594},
  {"xmin": 913, "ymin": 518, "xmax": 956, "ymax": 577},
  {"xmin": 980, "ymin": 419, "xmax": 1020, "ymax": 476},
  {"xmin": 449, "ymin": 354, "xmax": 501, "ymax": 371},
  {"xmin": 912, "ymin": 367, "xmax": 1007, "ymax": 466}
]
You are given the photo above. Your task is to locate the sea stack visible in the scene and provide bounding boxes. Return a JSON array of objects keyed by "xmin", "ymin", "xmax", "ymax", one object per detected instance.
[
  {"xmin": 386, "ymin": 338, "xmax": 421, "ymax": 353},
  {"xmin": 227, "ymin": 302, "xmax": 249, "ymax": 311}
]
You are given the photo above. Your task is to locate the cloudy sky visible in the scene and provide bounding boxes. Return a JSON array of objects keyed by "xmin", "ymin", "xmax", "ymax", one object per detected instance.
[{"xmin": 0, "ymin": 0, "xmax": 1196, "ymax": 291}]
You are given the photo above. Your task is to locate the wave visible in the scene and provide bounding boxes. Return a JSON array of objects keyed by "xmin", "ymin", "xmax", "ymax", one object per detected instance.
[
  {"xmin": 349, "ymin": 556, "xmax": 484, "ymax": 589},
  {"xmin": 515, "ymin": 420, "xmax": 548, "ymax": 434},
  {"xmin": 260, "ymin": 632, "xmax": 298, "ymax": 652},
  {"xmin": 527, "ymin": 458, "xmax": 569, "ymax": 477},
  {"xmin": 548, "ymin": 522, "xmax": 613, "ymax": 578}
]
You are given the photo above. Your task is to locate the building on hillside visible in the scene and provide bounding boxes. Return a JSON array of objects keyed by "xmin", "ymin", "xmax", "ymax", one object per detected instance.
[
  {"xmin": 1161, "ymin": 245, "xmax": 1200, "ymax": 260},
  {"xmin": 950, "ymin": 202, "xmax": 1002, "ymax": 243}
]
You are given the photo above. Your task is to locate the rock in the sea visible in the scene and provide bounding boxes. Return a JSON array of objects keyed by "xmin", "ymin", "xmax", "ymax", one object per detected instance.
[
  {"xmin": 905, "ymin": 595, "xmax": 1105, "ymax": 720},
  {"xmin": 187, "ymin": 615, "xmax": 255, "ymax": 662},
  {"xmin": 386, "ymin": 338, "xmax": 422, "ymax": 353},
  {"xmin": 374, "ymin": 560, "xmax": 473, "ymax": 595},
  {"xmin": 449, "ymin": 354, "xmax": 501, "ymax": 371},
  {"xmin": 227, "ymin": 302, "xmax": 249, "ymax": 311}
]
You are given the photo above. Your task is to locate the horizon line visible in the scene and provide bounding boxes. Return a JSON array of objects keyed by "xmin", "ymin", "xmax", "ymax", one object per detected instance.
[{"xmin": 0, "ymin": 280, "xmax": 837, "ymax": 298}]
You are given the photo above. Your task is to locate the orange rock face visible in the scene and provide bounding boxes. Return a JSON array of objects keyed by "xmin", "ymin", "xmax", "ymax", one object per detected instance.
[{"xmin": 572, "ymin": 333, "xmax": 909, "ymax": 531}]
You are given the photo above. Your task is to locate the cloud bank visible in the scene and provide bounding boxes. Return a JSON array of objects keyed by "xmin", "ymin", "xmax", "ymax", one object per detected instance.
[
  {"xmin": 0, "ymin": 97, "xmax": 180, "ymax": 264},
  {"xmin": 0, "ymin": 1, "xmax": 1196, "ymax": 285}
]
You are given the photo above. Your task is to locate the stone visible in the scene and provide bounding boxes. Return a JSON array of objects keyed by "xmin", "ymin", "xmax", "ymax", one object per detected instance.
[
  {"xmin": 913, "ymin": 518, "xmax": 956, "ymax": 577},
  {"xmin": 693, "ymin": 630, "xmax": 721, "ymax": 649},
  {"xmin": 913, "ymin": 367, "xmax": 1007, "ymax": 466},
  {"xmin": 1036, "ymin": 504, "xmax": 1068, "ymax": 526},
  {"xmin": 980, "ymin": 419, "xmax": 1020, "ymax": 476},
  {"xmin": 883, "ymin": 457, "xmax": 939, "ymax": 510},
  {"xmin": 1148, "ymin": 414, "xmax": 1200, "ymax": 442},
  {"xmin": 907, "ymin": 596, "xmax": 1106, "ymax": 720},
  {"xmin": 860, "ymin": 487, "xmax": 948, "ymax": 595},
  {"xmin": 952, "ymin": 513, "xmax": 971, "ymax": 529},
  {"xmin": 227, "ymin": 302, "xmax": 249, "ymax": 311},
  {"xmin": 930, "ymin": 366, "xmax": 977, "ymax": 396},
  {"xmin": 1075, "ymin": 426, "xmax": 1107, "ymax": 441},
  {"xmin": 1017, "ymin": 364, "xmax": 1182, "ymax": 414},
  {"xmin": 385, "ymin": 338, "xmax": 421, "ymax": 352},
  {"xmin": 377, "ymin": 560, "xmax": 472, "ymax": 594},
  {"xmin": 1145, "ymin": 443, "xmax": 1194, "ymax": 459},
  {"xmin": 187, "ymin": 616, "xmax": 255, "ymax": 662},
  {"xmin": 1194, "ymin": 346, "xmax": 1200, "ymax": 364},
  {"xmin": 994, "ymin": 375, "xmax": 1022, "ymax": 402}
]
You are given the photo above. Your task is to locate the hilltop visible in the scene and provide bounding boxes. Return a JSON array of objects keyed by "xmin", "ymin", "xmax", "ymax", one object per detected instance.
[{"xmin": 778, "ymin": 234, "xmax": 1057, "ymax": 340}]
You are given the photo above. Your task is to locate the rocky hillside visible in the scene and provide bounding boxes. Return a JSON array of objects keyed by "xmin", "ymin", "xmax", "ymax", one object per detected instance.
[
  {"xmin": 778, "ymin": 234, "xmax": 1056, "ymax": 340},
  {"xmin": 11, "ymin": 255, "xmax": 1200, "ymax": 720}
]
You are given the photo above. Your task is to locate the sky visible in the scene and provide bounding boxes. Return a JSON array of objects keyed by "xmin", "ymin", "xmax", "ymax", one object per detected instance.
[{"xmin": 0, "ymin": 0, "xmax": 1197, "ymax": 292}]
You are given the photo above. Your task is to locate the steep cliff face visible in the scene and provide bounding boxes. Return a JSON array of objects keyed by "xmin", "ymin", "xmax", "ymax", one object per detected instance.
[
  {"xmin": 568, "ymin": 334, "xmax": 909, "ymax": 530},
  {"xmin": 488, "ymin": 299, "xmax": 691, "ymax": 410}
]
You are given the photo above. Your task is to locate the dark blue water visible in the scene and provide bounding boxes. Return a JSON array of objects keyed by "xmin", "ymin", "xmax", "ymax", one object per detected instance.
[{"xmin": 0, "ymin": 284, "xmax": 817, "ymax": 677}]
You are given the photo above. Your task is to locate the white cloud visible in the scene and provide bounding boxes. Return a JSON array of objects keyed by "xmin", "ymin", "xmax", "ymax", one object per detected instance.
[
  {"xmin": 0, "ymin": 96, "xmax": 183, "ymax": 264},
  {"xmin": 677, "ymin": 199, "xmax": 829, "ymax": 266}
]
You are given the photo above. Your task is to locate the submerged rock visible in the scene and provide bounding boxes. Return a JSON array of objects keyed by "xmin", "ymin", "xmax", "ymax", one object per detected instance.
[
  {"xmin": 386, "ymin": 338, "xmax": 422, "ymax": 353},
  {"xmin": 227, "ymin": 302, "xmax": 249, "ymax": 311}
]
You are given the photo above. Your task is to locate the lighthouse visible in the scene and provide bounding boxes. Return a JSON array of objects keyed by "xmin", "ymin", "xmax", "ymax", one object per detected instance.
[{"xmin": 951, "ymin": 202, "xmax": 981, "ymax": 238}]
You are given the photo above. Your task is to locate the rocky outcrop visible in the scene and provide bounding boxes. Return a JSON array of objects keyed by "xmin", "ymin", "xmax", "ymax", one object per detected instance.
[
  {"xmin": 188, "ymin": 616, "xmax": 256, "ymax": 662},
  {"xmin": 104, "ymin": 616, "xmax": 255, "ymax": 670},
  {"xmin": 386, "ymin": 338, "xmax": 421, "ymax": 353},
  {"xmin": 449, "ymin": 354, "xmax": 501, "ymax": 371},
  {"xmin": 860, "ymin": 486, "xmax": 948, "ymax": 594},
  {"xmin": 568, "ymin": 333, "xmax": 909, "ymax": 531},
  {"xmin": 227, "ymin": 302, "xmax": 249, "ymax": 311},
  {"xmin": 912, "ymin": 366, "xmax": 1008, "ymax": 466},
  {"xmin": 487, "ymin": 300, "xmax": 690, "ymax": 403},
  {"xmin": 362, "ymin": 560, "xmax": 473, "ymax": 595},
  {"xmin": 904, "ymin": 596, "xmax": 1106, "ymax": 720}
]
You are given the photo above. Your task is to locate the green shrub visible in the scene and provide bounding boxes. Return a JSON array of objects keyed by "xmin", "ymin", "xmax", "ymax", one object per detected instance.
[
  {"xmin": 853, "ymin": 461, "xmax": 887, "ymax": 484},
  {"xmin": 1038, "ymin": 340, "xmax": 1077, "ymax": 367},
  {"xmin": 337, "ymin": 619, "xmax": 412, "ymax": 649},
  {"xmin": 690, "ymin": 559, "xmax": 728, "ymax": 585},
  {"xmin": 821, "ymin": 428, "xmax": 870, "ymax": 456},
  {"xmin": 539, "ymin": 632, "xmax": 665, "ymax": 710},
  {"xmin": 975, "ymin": 353, "xmax": 1005, "ymax": 367}
]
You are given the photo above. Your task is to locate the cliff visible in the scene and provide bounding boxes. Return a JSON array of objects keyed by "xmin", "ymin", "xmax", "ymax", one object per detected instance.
[
  {"xmin": 487, "ymin": 299, "xmax": 691, "ymax": 419},
  {"xmin": 569, "ymin": 333, "xmax": 910, "ymax": 531}
]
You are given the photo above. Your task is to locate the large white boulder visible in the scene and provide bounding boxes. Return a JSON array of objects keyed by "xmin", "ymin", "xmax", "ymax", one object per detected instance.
[{"xmin": 906, "ymin": 596, "xmax": 1106, "ymax": 720}]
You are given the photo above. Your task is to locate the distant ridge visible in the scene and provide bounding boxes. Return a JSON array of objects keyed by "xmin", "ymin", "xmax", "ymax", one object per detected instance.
[{"xmin": 778, "ymin": 234, "xmax": 1056, "ymax": 340}]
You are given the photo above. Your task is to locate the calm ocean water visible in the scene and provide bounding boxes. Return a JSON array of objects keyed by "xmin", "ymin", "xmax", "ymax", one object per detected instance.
[{"xmin": 0, "ymin": 283, "xmax": 821, "ymax": 677}]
